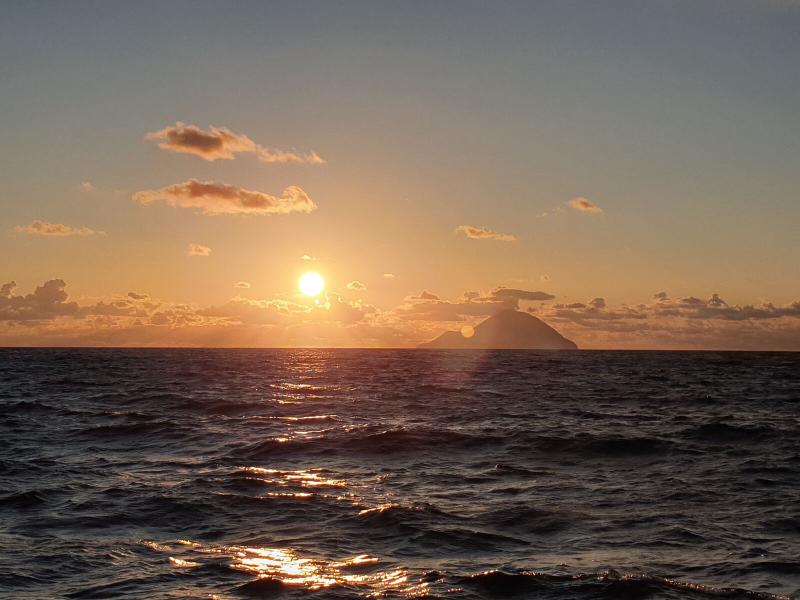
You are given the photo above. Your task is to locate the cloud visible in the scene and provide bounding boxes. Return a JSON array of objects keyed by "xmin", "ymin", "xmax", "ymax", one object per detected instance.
[
  {"xmin": 234, "ymin": 282, "xmax": 251, "ymax": 289},
  {"xmin": 589, "ymin": 297, "xmax": 606, "ymax": 309},
  {"xmin": 541, "ymin": 274, "xmax": 552, "ymax": 283},
  {"xmin": 491, "ymin": 288, "xmax": 555, "ymax": 302},
  {"xmin": 133, "ymin": 180, "xmax": 317, "ymax": 216},
  {"xmin": 346, "ymin": 280, "xmax": 367, "ymax": 291},
  {"xmin": 415, "ymin": 290, "xmax": 439, "ymax": 300},
  {"xmin": 0, "ymin": 280, "xmax": 79, "ymax": 321},
  {"xmin": 456, "ymin": 225, "xmax": 516, "ymax": 241},
  {"xmin": 145, "ymin": 122, "xmax": 326, "ymax": 165},
  {"xmin": 396, "ymin": 288, "xmax": 520, "ymax": 322},
  {"xmin": 13, "ymin": 220, "xmax": 102, "ymax": 237},
  {"xmin": 300, "ymin": 255, "xmax": 316, "ymax": 261},
  {"xmin": 383, "ymin": 273, "xmax": 396, "ymax": 279},
  {"xmin": 187, "ymin": 243, "xmax": 211, "ymax": 257},
  {"xmin": 569, "ymin": 197, "xmax": 603, "ymax": 213},
  {"xmin": 80, "ymin": 181, "xmax": 94, "ymax": 192},
  {"xmin": 5, "ymin": 279, "xmax": 800, "ymax": 351}
]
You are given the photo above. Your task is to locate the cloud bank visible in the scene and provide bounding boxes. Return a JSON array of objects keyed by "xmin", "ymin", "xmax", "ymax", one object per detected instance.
[
  {"xmin": 145, "ymin": 122, "xmax": 326, "ymax": 165},
  {"xmin": 133, "ymin": 180, "xmax": 316, "ymax": 216},
  {"xmin": 2, "ymin": 280, "xmax": 799, "ymax": 350}
]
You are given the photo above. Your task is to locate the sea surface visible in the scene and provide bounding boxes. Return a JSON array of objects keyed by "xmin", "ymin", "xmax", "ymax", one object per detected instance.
[{"xmin": 1, "ymin": 349, "xmax": 799, "ymax": 599}]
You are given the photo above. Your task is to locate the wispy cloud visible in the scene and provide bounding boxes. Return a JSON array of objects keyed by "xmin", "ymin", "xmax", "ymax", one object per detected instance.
[
  {"xmin": 134, "ymin": 180, "xmax": 317, "ymax": 216},
  {"xmin": 187, "ymin": 243, "xmax": 212, "ymax": 257},
  {"xmin": 80, "ymin": 181, "xmax": 95, "ymax": 192},
  {"xmin": 569, "ymin": 197, "xmax": 603, "ymax": 213},
  {"xmin": 145, "ymin": 122, "xmax": 326, "ymax": 165},
  {"xmin": 13, "ymin": 220, "xmax": 102, "ymax": 237},
  {"xmin": 234, "ymin": 281, "xmax": 251, "ymax": 289},
  {"xmin": 456, "ymin": 225, "xmax": 517, "ymax": 241},
  {"xmin": 346, "ymin": 280, "xmax": 367, "ymax": 291}
]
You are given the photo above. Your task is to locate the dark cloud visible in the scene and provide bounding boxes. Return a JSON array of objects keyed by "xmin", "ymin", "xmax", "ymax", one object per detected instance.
[
  {"xmin": 589, "ymin": 297, "xmax": 606, "ymax": 309},
  {"xmin": 0, "ymin": 280, "xmax": 79, "ymax": 321},
  {"xmin": 491, "ymin": 288, "xmax": 556, "ymax": 302}
]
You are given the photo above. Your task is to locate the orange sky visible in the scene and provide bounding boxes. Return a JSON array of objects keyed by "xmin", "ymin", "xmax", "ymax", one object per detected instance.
[{"xmin": 2, "ymin": 3, "xmax": 799, "ymax": 349}]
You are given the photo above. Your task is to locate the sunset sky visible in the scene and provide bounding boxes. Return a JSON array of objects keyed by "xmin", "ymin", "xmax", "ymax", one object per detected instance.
[{"xmin": 2, "ymin": 1, "xmax": 799, "ymax": 349}]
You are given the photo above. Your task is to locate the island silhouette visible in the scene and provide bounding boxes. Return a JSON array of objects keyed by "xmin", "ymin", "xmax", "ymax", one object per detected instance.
[{"xmin": 419, "ymin": 309, "xmax": 578, "ymax": 349}]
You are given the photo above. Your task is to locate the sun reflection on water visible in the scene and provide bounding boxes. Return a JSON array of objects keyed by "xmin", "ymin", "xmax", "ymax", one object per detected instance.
[
  {"xmin": 144, "ymin": 539, "xmax": 428, "ymax": 596},
  {"xmin": 240, "ymin": 466, "xmax": 347, "ymax": 488},
  {"xmin": 233, "ymin": 546, "xmax": 423, "ymax": 595}
]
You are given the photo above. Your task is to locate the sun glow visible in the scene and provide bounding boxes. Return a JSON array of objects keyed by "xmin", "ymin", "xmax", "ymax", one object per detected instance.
[{"xmin": 299, "ymin": 272, "xmax": 325, "ymax": 297}]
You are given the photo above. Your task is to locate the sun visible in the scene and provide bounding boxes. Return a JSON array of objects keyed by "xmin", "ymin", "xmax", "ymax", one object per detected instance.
[{"xmin": 299, "ymin": 271, "xmax": 325, "ymax": 297}]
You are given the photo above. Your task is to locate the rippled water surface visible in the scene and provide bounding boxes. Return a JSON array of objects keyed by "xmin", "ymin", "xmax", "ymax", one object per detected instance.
[{"xmin": 1, "ymin": 349, "xmax": 799, "ymax": 599}]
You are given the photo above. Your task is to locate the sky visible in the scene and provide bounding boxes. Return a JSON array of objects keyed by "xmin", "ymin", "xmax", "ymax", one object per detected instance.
[{"xmin": 2, "ymin": 0, "xmax": 799, "ymax": 349}]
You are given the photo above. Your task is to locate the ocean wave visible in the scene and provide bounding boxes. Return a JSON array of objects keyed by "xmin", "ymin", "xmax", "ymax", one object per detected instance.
[
  {"xmin": 459, "ymin": 569, "xmax": 792, "ymax": 599},
  {"xmin": 229, "ymin": 426, "xmax": 504, "ymax": 460}
]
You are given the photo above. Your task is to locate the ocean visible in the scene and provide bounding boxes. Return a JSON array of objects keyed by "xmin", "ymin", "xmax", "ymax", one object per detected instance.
[{"xmin": 1, "ymin": 349, "xmax": 798, "ymax": 599}]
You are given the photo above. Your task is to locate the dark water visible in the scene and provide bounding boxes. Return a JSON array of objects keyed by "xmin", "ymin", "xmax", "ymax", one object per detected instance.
[{"xmin": 1, "ymin": 349, "xmax": 799, "ymax": 600}]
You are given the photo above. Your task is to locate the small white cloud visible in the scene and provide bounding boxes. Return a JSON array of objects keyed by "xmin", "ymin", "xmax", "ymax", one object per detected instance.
[
  {"xmin": 13, "ymin": 220, "xmax": 103, "ymax": 237},
  {"xmin": 383, "ymin": 273, "xmax": 396, "ymax": 279},
  {"xmin": 187, "ymin": 243, "xmax": 212, "ymax": 257},
  {"xmin": 235, "ymin": 281, "xmax": 251, "ymax": 289},
  {"xmin": 456, "ymin": 225, "xmax": 516, "ymax": 241},
  {"xmin": 569, "ymin": 197, "xmax": 603, "ymax": 213}
]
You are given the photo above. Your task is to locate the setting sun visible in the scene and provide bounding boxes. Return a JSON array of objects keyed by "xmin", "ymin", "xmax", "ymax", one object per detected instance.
[{"xmin": 299, "ymin": 272, "xmax": 325, "ymax": 297}]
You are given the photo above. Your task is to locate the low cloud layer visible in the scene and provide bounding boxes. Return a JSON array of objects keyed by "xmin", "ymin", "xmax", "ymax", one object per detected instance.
[
  {"xmin": 145, "ymin": 122, "xmax": 325, "ymax": 165},
  {"xmin": 133, "ymin": 180, "xmax": 316, "ymax": 216},
  {"xmin": 456, "ymin": 225, "xmax": 517, "ymax": 241},
  {"xmin": 14, "ymin": 220, "xmax": 102, "ymax": 237},
  {"xmin": 569, "ymin": 197, "xmax": 603, "ymax": 213},
  {"xmin": 2, "ymin": 280, "xmax": 799, "ymax": 350}
]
